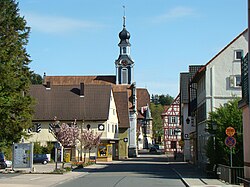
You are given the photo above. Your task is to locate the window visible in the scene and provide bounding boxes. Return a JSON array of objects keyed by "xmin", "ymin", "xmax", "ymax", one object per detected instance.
[
  {"xmin": 230, "ymin": 75, "xmax": 241, "ymax": 88},
  {"xmin": 168, "ymin": 116, "xmax": 178, "ymax": 124},
  {"xmin": 171, "ymin": 141, "xmax": 177, "ymax": 149},
  {"xmin": 235, "ymin": 75, "xmax": 241, "ymax": 87},
  {"xmin": 121, "ymin": 68, "xmax": 128, "ymax": 84},
  {"xmin": 98, "ymin": 144, "xmax": 107, "ymax": 157},
  {"xmin": 165, "ymin": 129, "xmax": 168, "ymax": 135},
  {"xmin": 123, "ymin": 47, "xmax": 126, "ymax": 54},
  {"xmin": 169, "ymin": 128, "xmax": 173, "ymax": 135},
  {"xmin": 234, "ymin": 50, "xmax": 243, "ymax": 60},
  {"xmin": 115, "ymin": 125, "xmax": 118, "ymax": 133}
]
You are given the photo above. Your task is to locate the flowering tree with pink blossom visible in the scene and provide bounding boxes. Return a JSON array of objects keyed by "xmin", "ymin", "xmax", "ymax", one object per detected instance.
[
  {"xmin": 52, "ymin": 118, "xmax": 79, "ymax": 168},
  {"xmin": 78, "ymin": 129, "xmax": 102, "ymax": 163},
  {"xmin": 56, "ymin": 123, "xmax": 79, "ymax": 148}
]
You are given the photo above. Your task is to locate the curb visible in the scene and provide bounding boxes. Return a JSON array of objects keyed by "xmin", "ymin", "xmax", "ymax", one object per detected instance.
[{"xmin": 172, "ymin": 168, "xmax": 189, "ymax": 187}]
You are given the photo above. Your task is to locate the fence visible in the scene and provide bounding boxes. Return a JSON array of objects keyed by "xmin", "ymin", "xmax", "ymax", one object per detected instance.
[{"xmin": 217, "ymin": 164, "xmax": 244, "ymax": 184}]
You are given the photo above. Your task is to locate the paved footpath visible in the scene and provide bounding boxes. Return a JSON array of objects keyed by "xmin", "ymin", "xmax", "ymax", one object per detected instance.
[{"xmin": 172, "ymin": 163, "xmax": 243, "ymax": 187}]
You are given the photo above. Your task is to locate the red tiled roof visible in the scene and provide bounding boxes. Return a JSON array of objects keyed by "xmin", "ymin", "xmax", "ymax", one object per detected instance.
[{"xmin": 137, "ymin": 88, "xmax": 150, "ymax": 119}]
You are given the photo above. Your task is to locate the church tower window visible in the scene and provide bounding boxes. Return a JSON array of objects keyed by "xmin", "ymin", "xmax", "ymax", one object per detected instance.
[
  {"xmin": 123, "ymin": 47, "xmax": 126, "ymax": 54},
  {"xmin": 121, "ymin": 68, "xmax": 128, "ymax": 84}
]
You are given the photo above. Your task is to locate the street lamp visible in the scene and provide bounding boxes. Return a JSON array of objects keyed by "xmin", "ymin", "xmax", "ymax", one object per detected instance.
[{"xmin": 49, "ymin": 117, "xmax": 61, "ymax": 171}]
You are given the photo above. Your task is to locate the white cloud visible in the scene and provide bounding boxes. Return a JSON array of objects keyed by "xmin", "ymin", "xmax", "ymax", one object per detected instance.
[
  {"xmin": 153, "ymin": 6, "xmax": 195, "ymax": 23},
  {"xmin": 24, "ymin": 13, "xmax": 104, "ymax": 34}
]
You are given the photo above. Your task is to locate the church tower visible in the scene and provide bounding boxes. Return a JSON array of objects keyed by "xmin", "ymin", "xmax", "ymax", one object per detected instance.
[
  {"xmin": 115, "ymin": 14, "xmax": 134, "ymax": 85},
  {"xmin": 115, "ymin": 11, "xmax": 138, "ymax": 157}
]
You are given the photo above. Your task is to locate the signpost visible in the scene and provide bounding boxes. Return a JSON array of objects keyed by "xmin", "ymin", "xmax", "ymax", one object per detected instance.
[
  {"xmin": 225, "ymin": 127, "xmax": 236, "ymax": 167},
  {"xmin": 225, "ymin": 127, "xmax": 235, "ymax": 137},
  {"xmin": 225, "ymin": 136, "xmax": 236, "ymax": 148}
]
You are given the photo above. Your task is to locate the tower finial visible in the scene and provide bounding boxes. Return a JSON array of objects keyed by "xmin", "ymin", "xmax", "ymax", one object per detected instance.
[{"xmin": 123, "ymin": 5, "xmax": 126, "ymax": 28}]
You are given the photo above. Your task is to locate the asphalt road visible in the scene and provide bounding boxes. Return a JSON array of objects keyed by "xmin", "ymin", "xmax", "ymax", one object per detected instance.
[{"xmin": 55, "ymin": 155, "xmax": 187, "ymax": 187}]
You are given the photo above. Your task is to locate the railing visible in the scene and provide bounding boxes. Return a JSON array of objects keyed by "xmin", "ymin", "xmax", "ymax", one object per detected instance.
[
  {"xmin": 217, "ymin": 164, "xmax": 244, "ymax": 184},
  {"xmin": 237, "ymin": 177, "xmax": 250, "ymax": 187}
]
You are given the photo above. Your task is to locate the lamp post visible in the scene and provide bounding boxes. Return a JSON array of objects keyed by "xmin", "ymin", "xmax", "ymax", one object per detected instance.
[
  {"xmin": 54, "ymin": 124, "xmax": 61, "ymax": 171},
  {"xmin": 49, "ymin": 118, "xmax": 61, "ymax": 171}
]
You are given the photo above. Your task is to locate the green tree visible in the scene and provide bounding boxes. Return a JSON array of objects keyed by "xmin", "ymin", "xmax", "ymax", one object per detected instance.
[
  {"xmin": 150, "ymin": 94, "xmax": 174, "ymax": 144},
  {"xmin": 150, "ymin": 103, "xmax": 164, "ymax": 144},
  {"xmin": 151, "ymin": 94, "xmax": 174, "ymax": 106},
  {"xmin": 30, "ymin": 72, "xmax": 43, "ymax": 84},
  {"xmin": 0, "ymin": 0, "xmax": 34, "ymax": 149},
  {"xmin": 206, "ymin": 98, "xmax": 243, "ymax": 167}
]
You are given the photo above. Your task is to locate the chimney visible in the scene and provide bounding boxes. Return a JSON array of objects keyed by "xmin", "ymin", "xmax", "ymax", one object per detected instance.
[
  {"xmin": 46, "ymin": 81, "xmax": 51, "ymax": 90},
  {"xmin": 42, "ymin": 72, "xmax": 46, "ymax": 84},
  {"xmin": 80, "ymin": 83, "xmax": 84, "ymax": 97}
]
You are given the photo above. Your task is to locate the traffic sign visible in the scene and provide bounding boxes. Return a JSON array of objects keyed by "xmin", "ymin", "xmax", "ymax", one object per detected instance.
[
  {"xmin": 225, "ymin": 136, "xmax": 236, "ymax": 148},
  {"xmin": 225, "ymin": 126, "xmax": 235, "ymax": 137}
]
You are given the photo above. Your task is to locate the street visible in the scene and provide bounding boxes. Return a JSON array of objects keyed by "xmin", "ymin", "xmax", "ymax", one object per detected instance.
[
  {"xmin": 56, "ymin": 154, "xmax": 186, "ymax": 187},
  {"xmin": 0, "ymin": 153, "xmax": 238, "ymax": 187}
]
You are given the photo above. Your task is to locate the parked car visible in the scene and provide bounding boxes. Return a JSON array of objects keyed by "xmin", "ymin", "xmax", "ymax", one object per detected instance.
[
  {"xmin": 5, "ymin": 160, "xmax": 12, "ymax": 168},
  {"xmin": 33, "ymin": 154, "xmax": 49, "ymax": 164},
  {"xmin": 149, "ymin": 146, "xmax": 157, "ymax": 153},
  {"xmin": 0, "ymin": 152, "xmax": 7, "ymax": 169}
]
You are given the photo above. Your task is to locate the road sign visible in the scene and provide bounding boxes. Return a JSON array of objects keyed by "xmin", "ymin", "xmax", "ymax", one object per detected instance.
[
  {"xmin": 225, "ymin": 136, "xmax": 236, "ymax": 148},
  {"xmin": 225, "ymin": 126, "xmax": 235, "ymax": 137}
]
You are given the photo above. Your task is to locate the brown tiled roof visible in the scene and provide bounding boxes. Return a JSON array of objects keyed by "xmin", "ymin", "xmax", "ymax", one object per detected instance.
[
  {"xmin": 136, "ymin": 88, "xmax": 150, "ymax": 119},
  {"xmin": 113, "ymin": 92, "xmax": 130, "ymax": 128},
  {"xmin": 44, "ymin": 75, "xmax": 116, "ymax": 85},
  {"xmin": 30, "ymin": 84, "xmax": 111, "ymax": 121},
  {"xmin": 42, "ymin": 76, "xmax": 150, "ymax": 128}
]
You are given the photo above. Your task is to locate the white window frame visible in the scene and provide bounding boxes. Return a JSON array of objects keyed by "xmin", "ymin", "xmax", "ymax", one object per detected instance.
[
  {"xmin": 168, "ymin": 116, "xmax": 178, "ymax": 124},
  {"xmin": 229, "ymin": 75, "xmax": 241, "ymax": 88},
  {"xmin": 234, "ymin": 50, "xmax": 243, "ymax": 61}
]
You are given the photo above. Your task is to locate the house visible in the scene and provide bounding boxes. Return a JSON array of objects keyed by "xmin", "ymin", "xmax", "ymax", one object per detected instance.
[
  {"xmin": 26, "ymin": 83, "xmax": 119, "ymax": 162},
  {"xmin": 189, "ymin": 29, "xmax": 248, "ymax": 169},
  {"xmin": 162, "ymin": 94, "xmax": 182, "ymax": 158},
  {"xmin": 238, "ymin": 42, "xmax": 250, "ymax": 186},
  {"xmin": 180, "ymin": 65, "xmax": 203, "ymax": 163},
  {"xmin": 137, "ymin": 88, "xmax": 153, "ymax": 150},
  {"xmin": 180, "ymin": 72, "xmax": 192, "ymax": 162}
]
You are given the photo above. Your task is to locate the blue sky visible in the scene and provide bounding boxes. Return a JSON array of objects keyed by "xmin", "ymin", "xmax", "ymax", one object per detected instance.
[{"xmin": 18, "ymin": 0, "xmax": 247, "ymax": 97}]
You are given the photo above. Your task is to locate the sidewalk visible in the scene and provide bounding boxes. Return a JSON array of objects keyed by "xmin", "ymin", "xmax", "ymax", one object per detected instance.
[
  {"xmin": 0, "ymin": 163, "xmax": 88, "ymax": 187},
  {"xmin": 173, "ymin": 164, "xmax": 243, "ymax": 187}
]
